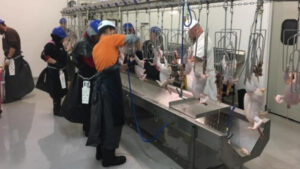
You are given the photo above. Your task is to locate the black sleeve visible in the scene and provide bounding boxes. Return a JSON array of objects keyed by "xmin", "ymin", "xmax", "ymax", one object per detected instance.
[
  {"xmin": 66, "ymin": 55, "xmax": 76, "ymax": 81},
  {"xmin": 41, "ymin": 43, "xmax": 55, "ymax": 61},
  {"xmin": 135, "ymin": 50, "xmax": 143, "ymax": 60},
  {"xmin": 6, "ymin": 30, "xmax": 19, "ymax": 49}
]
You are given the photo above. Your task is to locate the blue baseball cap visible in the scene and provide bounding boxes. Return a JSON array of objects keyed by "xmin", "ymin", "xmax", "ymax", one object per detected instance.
[
  {"xmin": 0, "ymin": 19, "xmax": 4, "ymax": 24},
  {"xmin": 89, "ymin": 20, "xmax": 101, "ymax": 33},
  {"xmin": 59, "ymin": 18, "xmax": 67, "ymax": 24},
  {"xmin": 52, "ymin": 27, "xmax": 67, "ymax": 38}
]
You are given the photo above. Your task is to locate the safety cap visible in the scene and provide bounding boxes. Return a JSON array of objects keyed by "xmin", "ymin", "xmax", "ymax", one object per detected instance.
[
  {"xmin": 59, "ymin": 18, "xmax": 67, "ymax": 24},
  {"xmin": 98, "ymin": 20, "xmax": 115, "ymax": 31},
  {"xmin": 52, "ymin": 27, "xmax": 67, "ymax": 38},
  {"xmin": 89, "ymin": 19, "xmax": 101, "ymax": 33}
]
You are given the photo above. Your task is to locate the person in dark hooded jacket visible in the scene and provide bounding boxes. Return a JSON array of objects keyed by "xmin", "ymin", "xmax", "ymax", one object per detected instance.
[
  {"xmin": 61, "ymin": 20, "xmax": 100, "ymax": 136},
  {"xmin": 36, "ymin": 27, "xmax": 68, "ymax": 116}
]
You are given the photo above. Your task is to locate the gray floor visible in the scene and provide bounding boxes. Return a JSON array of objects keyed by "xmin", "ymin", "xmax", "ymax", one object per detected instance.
[{"xmin": 0, "ymin": 90, "xmax": 299, "ymax": 169}]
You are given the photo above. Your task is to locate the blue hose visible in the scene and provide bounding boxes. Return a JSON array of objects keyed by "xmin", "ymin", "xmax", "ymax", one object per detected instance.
[
  {"xmin": 226, "ymin": 106, "xmax": 236, "ymax": 128},
  {"xmin": 127, "ymin": 69, "xmax": 170, "ymax": 143}
]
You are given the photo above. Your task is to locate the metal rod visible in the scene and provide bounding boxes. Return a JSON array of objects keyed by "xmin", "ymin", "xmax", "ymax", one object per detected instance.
[
  {"xmin": 171, "ymin": 7, "xmax": 174, "ymax": 32},
  {"xmin": 136, "ymin": 10, "xmax": 138, "ymax": 30}
]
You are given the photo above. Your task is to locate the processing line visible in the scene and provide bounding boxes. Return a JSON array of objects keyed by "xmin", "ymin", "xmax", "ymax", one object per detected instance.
[{"xmin": 121, "ymin": 72, "xmax": 270, "ymax": 169}]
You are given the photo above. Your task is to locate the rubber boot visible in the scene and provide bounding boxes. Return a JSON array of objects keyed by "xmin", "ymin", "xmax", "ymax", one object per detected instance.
[
  {"xmin": 96, "ymin": 145, "xmax": 102, "ymax": 160},
  {"xmin": 102, "ymin": 148, "xmax": 126, "ymax": 167},
  {"xmin": 83, "ymin": 115, "xmax": 90, "ymax": 137},
  {"xmin": 82, "ymin": 124, "xmax": 89, "ymax": 137},
  {"xmin": 53, "ymin": 98, "xmax": 62, "ymax": 116}
]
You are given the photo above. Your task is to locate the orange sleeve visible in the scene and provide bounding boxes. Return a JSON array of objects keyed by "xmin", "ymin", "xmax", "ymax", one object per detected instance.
[{"xmin": 111, "ymin": 34, "xmax": 126, "ymax": 48}]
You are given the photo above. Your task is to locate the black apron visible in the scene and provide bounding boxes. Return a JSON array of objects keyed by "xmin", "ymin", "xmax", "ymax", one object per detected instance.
[
  {"xmin": 4, "ymin": 55, "xmax": 34, "ymax": 103},
  {"xmin": 61, "ymin": 73, "xmax": 96, "ymax": 123},
  {"xmin": 86, "ymin": 64, "xmax": 124, "ymax": 148},
  {"xmin": 36, "ymin": 66, "xmax": 68, "ymax": 99}
]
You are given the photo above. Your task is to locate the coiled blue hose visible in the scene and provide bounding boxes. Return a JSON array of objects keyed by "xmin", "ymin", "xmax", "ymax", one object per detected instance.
[
  {"xmin": 127, "ymin": 69, "xmax": 170, "ymax": 143},
  {"xmin": 183, "ymin": 0, "xmax": 193, "ymax": 27}
]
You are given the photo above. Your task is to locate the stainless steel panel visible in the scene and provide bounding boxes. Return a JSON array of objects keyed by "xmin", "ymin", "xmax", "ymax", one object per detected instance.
[{"xmin": 170, "ymin": 98, "xmax": 230, "ymax": 119}]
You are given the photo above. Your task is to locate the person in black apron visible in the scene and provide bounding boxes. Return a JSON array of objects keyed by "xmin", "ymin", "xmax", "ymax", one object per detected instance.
[
  {"xmin": 36, "ymin": 27, "xmax": 68, "ymax": 116},
  {"xmin": 142, "ymin": 26, "xmax": 164, "ymax": 81},
  {"xmin": 61, "ymin": 20, "xmax": 100, "ymax": 137},
  {"xmin": 86, "ymin": 20, "xmax": 140, "ymax": 167},
  {"xmin": 0, "ymin": 19, "xmax": 34, "ymax": 103}
]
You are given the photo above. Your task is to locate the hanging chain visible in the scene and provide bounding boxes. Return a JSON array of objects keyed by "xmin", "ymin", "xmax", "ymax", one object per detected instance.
[
  {"xmin": 161, "ymin": 10, "xmax": 164, "ymax": 30},
  {"xmin": 229, "ymin": 0, "xmax": 234, "ymax": 44},
  {"xmin": 135, "ymin": 10, "xmax": 138, "ymax": 31},
  {"xmin": 203, "ymin": 1, "xmax": 210, "ymax": 74},
  {"xmin": 193, "ymin": 1, "xmax": 203, "ymax": 74},
  {"xmin": 126, "ymin": 10, "xmax": 129, "ymax": 24},
  {"xmin": 257, "ymin": 0, "xmax": 264, "ymax": 63},
  {"xmin": 157, "ymin": 8, "xmax": 160, "ymax": 27},
  {"xmin": 148, "ymin": 8, "xmax": 151, "ymax": 28},
  {"xmin": 198, "ymin": 3, "xmax": 203, "ymax": 23},
  {"xmin": 171, "ymin": 7, "xmax": 174, "ymax": 31},
  {"xmin": 223, "ymin": 0, "xmax": 228, "ymax": 50}
]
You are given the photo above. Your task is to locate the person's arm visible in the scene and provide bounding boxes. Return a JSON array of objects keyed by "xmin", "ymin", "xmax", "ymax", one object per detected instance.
[
  {"xmin": 5, "ymin": 30, "xmax": 19, "ymax": 59},
  {"xmin": 6, "ymin": 48, "xmax": 16, "ymax": 59},
  {"xmin": 41, "ymin": 43, "xmax": 61, "ymax": 66},
  {"xmin": 111, "ymin": 34, "xmax": 140, "ymax": 47},
  {"xmin": 46, "ymin": 58, "xmax": 57, "ymax": 64},
  {"xmin": 125, "ymin": 34, "xmax": 140, "ymax": 46}
]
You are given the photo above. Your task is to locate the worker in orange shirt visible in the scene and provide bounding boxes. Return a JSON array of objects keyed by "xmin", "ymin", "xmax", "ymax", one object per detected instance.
[{"xmin": 86, "ymin": 20, "xmax": 140, "ymax": 167}]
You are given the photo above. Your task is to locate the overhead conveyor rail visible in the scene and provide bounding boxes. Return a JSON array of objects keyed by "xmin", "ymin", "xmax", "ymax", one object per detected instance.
[{"xmin": 62, "ymin": 0, "xmax": 300, "ymax": 15}]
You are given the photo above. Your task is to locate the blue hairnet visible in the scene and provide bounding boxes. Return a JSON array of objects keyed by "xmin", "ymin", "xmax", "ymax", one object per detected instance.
[{"xmin": 150, "ymin": 26, "xmax": 162, "ymax": 35}]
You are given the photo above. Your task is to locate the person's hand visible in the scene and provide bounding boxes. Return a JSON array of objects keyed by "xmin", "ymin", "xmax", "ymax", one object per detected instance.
[
  {"xmin": 120, "ymin": 64, "xmax": 128, "ymax": 73},
  {"xmin": 129, "ymin": 57, "xmax": 135, "ymax": 62},
  {"xmin": 135, "ymin": 41, "xmax": 142, "ymax": 51},
  {"xmin": 4, "ymin": 59, "xmax": 10, "ymax": 66},
  {"xmin": 54, "ymin": 61, "xmax": 64, "ymax": 68},
  {"xmin": 67, "ymin": 81, "xmax": 71, "ymax": 89},
  {"xmin": 187, "ymin": 56, "xmax": 194, "ymax": 63}
]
